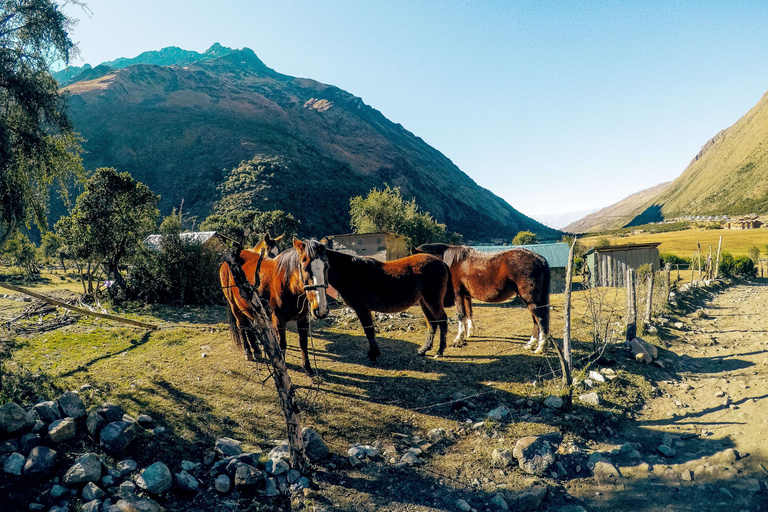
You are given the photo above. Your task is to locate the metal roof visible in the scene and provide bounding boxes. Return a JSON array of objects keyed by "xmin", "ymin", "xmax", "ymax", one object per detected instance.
[
  {"xmin": 471, "ymin": 243, "xmax": 571, "ymax": 268},
  {"xmin": 582, "ymin": 242, "xmax": 661, "ymax": 257},
  {"xmin": 143, "ymin": 231, "xmax": 220, "ymax": 251}
]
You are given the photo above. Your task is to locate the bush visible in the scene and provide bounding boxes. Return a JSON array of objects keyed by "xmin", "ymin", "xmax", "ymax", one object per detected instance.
[
  {"xmin": 660, "ymin": 252, "xmax": 691, "ymax": 267},
  {"xmin": 719, "ymin": 252, "xmax": 757, "ymax": 278},
  {"xmin": 512, "ymin": 230, "xmax": 538, "ymax": 245},
  {"xmin": 748, "ymin": 246, "xmax": 760, "ymax": 264}
]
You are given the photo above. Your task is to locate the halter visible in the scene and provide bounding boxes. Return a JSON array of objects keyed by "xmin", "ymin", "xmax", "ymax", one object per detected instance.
[{"xmin": 298, "ymin": 255, "xmax": 329, "ymax": 292}]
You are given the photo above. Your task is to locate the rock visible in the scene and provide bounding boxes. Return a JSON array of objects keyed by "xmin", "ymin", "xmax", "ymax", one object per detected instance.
[
  {"xmin": 516, "ymin": 485, "xmax": 547, "ymax": 509},
  {"xmin": 234, "ymin": 464, "xmax": 264, "ymax": 487},
  {"xmin": 63, "ymin": 453, "xmax": 102, "ymax": 484},
  {"xmin": 657, "ymin": 445, "xmax": 676, "ymax": 457},
  {"xmin": 290, "ymin": 476, "xmax": 310, "ymax": 492},
  {"xmin": 28, "ymin": 503, "xmax": 45, "ymax": 512},
  {"xmin": 268, "ymin": 442, "xmax": 291, "ymax": 461},
  {"xmin": 347, "ymin": 446, "xmax": 366, "ymax": 459},
  {"xmin": 427, "ymin": 428, "xmax": 446, "ymax": 444},
  {"xmin": 0, "ymin": 439, "xmax": 19, "ymax": 454},
  {"xmin": 712, "ymin": 448, "xmax": 739, "ymax": 464},
  {"xmin": 401, "ymin": 451, "xmax": 422, "ymax": 465},
  {"xmin": 543, "ymin": 396, "xmax": 563, "ymax": 409},
  {"xmin": 32, "ymin": 400, "xmax": 61, "ymax": 422},
  {"xmin": 0, "ymin": 402, "xmax": 31, "ymax": 434},
  {"xmin": 136, "ymin": 462, "xmax": 172, "ymax": 494},
  {"xmin": 58, "ymin": 391, "xmax": 86, "ymax": 419},
  {"xmin": 215, "ymin": 437, "xmax": 242, "ymax": 457},
  {"xmin": 51, "ymin": 484, "xmax": 68, "ymax": 498},
  {"xmin": 630, "ymin": 337, "xmax": 657, "ymax": 363},
  {"xmin": 83, "ymin": 482, "xmax": 107, "ymax": 501},
  {"xmin": 175, "ymin": 469, "xmax": 199, "ymax": 491},
  {"xmin": 491, "ymin": 448, "xmax": 515, "ymax": 467},
  {"xmin": 203, "ymin": 451, "xmax": 216, "ymax": 465},
  {"xmin": 102, "ymin": 474, "xmax": 115, "ymax": 486},
  {"xmin": 456, "ymin": 499, "xmax": 472, "ymax": 512},
  {"xmin": 3, "ymin": 452, "xmax": 25, "ymax": 475},
  {"xmin": 513, "ymin": 432, "xmax": 562, "ymax": 476},
  {"xmin": 48, "ymin": 417, "xmax": 76, "ymax": 442},
  {"xmin": 136, "ymin": 415, "xmax": 153, "ymax": 428},
  {"xmin": 87, "ymin": 411, "xmax": 108, "ymax": 438},
  {"xmin": 265, "ymin": 458, "xmax": 289, "ymax": 476},
  {"xmin": 264, "ymin": 477, "xmax": 280, "ymax": 496},
  {"xmin": 593, "ymin": 460, "xmax": 620, "ymax": 481},
  {"xmin": 487, "ymin": 405, "xmax": 510, "ymax": 421},
  {"xmin": 578, "ymin": 392, "xmax": 600, "ymax": 406},
  {"xmin": 117, "ymin": 480, "xmax": 137, "ymax": 498},
  {"xmin": 100, "ymin": 421, "xmax": 138, "ymax": 453},
  {"xmin": 95, "ymin": 403, "xmax": 125, "ymax": 423},
  {"xmin": 489, "ymin": 493, "xmax": 509, "ymax": 510},
  {"xmin": 117, "ymin": 459, "xmax": 138, "ymax": 476},
  {"xmin": 301, "ymin": 427, "xmax": 329, "ymax": 461},
  {"xmin": 82, "ymin": 500, "xmax": 102, "ymax": 512},
  {"xmin": 20, "ymin": 433, "xmax": 42, "ymax": 454},
  {"xmin": 588, "ymin": 370, "xmax": 606, "ymax": 383},
  {"xmin": 114, "ymin": 494, "xmax": 163, "ymax": 512},
  {"xmin": 22, "ymin": 446, "xmax": 56, "ymax": 476},
  {"xmin": 681, "ymin": 469, "xmax": 693, "ymax": 481},
  {"xmin": 181, "ymin": 460, "xmax": 196, "ymax": 471},
  {"xmin": 215, "ymin": 474, "xmax": 231, "ymax": 493},
  {"xmin": 286, "ymin": 469, "xmax": 300, "ymax": 484}
]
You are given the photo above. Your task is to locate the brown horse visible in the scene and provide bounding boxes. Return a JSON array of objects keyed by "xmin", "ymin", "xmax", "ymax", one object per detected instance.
[
  {"xmin": 415, "ymin": 244, "xmax": 551, "ymax": 353},
  {"xmin": 324, "ymin": 249, "xmax": 454, "ymax": 360},
  {"xmin": 220, "ymin": 239, "xmax": 329, "ymax": 375},
  {"xmin": 251, "ymin": 232, "xmax": 283, "ymax": 258}
]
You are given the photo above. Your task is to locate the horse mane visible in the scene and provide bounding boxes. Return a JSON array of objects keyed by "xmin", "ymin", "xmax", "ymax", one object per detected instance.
[
  {"xmin": 327, "ymin": 249, "xmax": 384, "ymax": 269},
  {"xmin": 275, "ymin": 239, "xmax": 325, "ymax": 275},
  {"xmin": 443, "ymin": 245, "xmax": 477, "ymax": 267}
]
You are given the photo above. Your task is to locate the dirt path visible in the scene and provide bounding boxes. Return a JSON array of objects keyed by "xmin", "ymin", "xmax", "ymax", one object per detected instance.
[{"xmin": 573, "ymin": 280, "xmax": 768, "ymax": 512}]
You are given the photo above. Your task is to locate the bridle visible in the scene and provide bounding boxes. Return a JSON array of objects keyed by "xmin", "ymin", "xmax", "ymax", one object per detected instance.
[{"xmin": 299, "ymin": 255, "xmax": 329, "ymax": 293}]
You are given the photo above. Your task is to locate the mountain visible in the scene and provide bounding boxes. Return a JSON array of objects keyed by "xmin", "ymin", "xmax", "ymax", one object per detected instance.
[
  {"xmin": 59, "ymin": 44, "xmax": 558, "ymax": 241},
  {"xmin": 565, "ymin": 88, "xmax": 768, "ymax": 233},
  {"xmin": 534, "ymin": 209, "xmax": 599, "ymax": 230}
]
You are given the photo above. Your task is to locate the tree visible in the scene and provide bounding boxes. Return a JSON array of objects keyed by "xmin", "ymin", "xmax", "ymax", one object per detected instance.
[
  {"xmin": 748, "ymin": 246, "xmax": 760, "ymax": 265},
  {"xmin": 512, "ymin": 230, "xmax": 538, "ymax": 245},
  {"xmin": 39, "ymin": 230, "xmax": 64, "ymax": 268},
  {"xmin": 2, "ymin": 231, "xmax": 39, "ymax": 275},
  {"xmin": 0, "ymin": 0, "xmax": 85, "ymax": 250},
  {"xmin": 56, "ymin": 168, "xmax": 159, "ymax": 293},
  {"xmin": 200, "ymin": 208, "xmax": 298, "ymax": 250},
  {"xmin": 349, "ymin": 185, "xmax": 453, "ymax": 247}
]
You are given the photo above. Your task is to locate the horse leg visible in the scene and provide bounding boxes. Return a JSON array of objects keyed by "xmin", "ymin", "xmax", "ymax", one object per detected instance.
[
  {"xmin": 452, "ymin": 292, "xmax": 467, "ymax": 347},
  {"xmin": 356, "ymin": 309, "xmax": 380, "ymax": 362},
  {"xmin": 296, "ymin": 317, "xmax": 314, "ymax": 376},
  {"xmin": 465, "ymin": 296, "xmax": 475, "ymax": 338},
  {"xmin": 417, "ymin": 303, "xmax": 437, "ymax": 356},
  {"xmin": 531, "ymin": 304, "xmax": 551, "ymax": 354},
  {"xmin": 272, "ymin": 314, "xmax": 288, "ymax": 353}
]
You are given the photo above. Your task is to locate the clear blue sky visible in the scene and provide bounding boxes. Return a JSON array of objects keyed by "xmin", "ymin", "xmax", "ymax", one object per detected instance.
[{"xmin": 60, "ymin": 0, "xmax": 768, "ymax": 218}]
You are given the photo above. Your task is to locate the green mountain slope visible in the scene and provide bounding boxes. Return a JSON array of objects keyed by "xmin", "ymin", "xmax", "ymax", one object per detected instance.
[{"xmin": 60, "ymin": 45, "xmax": 557, "ymax": 241}]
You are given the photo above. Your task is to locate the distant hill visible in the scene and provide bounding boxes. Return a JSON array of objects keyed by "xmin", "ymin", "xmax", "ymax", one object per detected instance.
[
  {"xmin": 534, "ymin": 209, "xmax": 599, "ymax": 230},
  {"xmin": 58, "ymin": 44, "xmax": 558, "ymax": 241},
  {"xmin": 565, "ymin": 88, "xmax": 768, "ymax": 233}
]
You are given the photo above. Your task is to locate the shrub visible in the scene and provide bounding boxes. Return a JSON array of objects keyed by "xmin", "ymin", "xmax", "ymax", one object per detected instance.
[
  {"xmin": 719, "ymin": 252, "xmax": 757, "ymax": 278},
  {"xmin": 748, "ymin": 246, "xmax": 760, "ymax": 264},
  {"xmin": 660, "ymin": 252, "xmax": 691, "ymax": 267},
  {"xmin": 512, "ymin": 230, "xmax": 538, "ymax": 245}
]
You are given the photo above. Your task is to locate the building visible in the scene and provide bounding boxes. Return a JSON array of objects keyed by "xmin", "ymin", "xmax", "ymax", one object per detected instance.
[
  {"xmin": 142, "ymin": 231, "xmax": 227, "ymax": 252},
  {"xmin": 323, "ymin": 232, "xmax": 409, "ymax": 261},
  {"xmin": 725, "ymin": 217, "xmax": 763, "ymax": 229},
  {"xmin": 472, "ymin": 243, "xmax": 572, "ymax": 292},
  {"xmin": 583, "ymin": 243, "xmax": 661, "ymax": 288}
]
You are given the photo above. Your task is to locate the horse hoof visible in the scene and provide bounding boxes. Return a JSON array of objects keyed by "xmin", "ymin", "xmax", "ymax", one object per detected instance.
[
  {"xmin": 534, "ymin": 342, "xmax": 549, "ymax": 354},
  {"xmin": 433, "ymin": 352, "xmax": 444, "ymax": 359},
  {"xmin": 450, "ymin": 341, "xmax": 465, "ymax": 348},
  {"xmin": 417, "ymin": 348, "xmax": 428, "ymax": 356}
]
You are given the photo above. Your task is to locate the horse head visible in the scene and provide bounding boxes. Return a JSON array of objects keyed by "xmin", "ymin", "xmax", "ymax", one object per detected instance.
[
  {"xmin": 293, "ymin": 238, "xmax": 329, "ymax": 319},
  {"xmin": 258, "ymin": 233, "xmax": 284, "ymax": 258}
]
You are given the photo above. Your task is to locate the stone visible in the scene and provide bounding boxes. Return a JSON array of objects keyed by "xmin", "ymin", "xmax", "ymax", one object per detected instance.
[
  {"xmin": 181, "ymin": 460, "xmax": 196, "ymax": 471},
  {"xmin": 490, "ymin": 493, "xmax": 509, "ymax": 510},
  {"xmin": 215, "ymin": 474, "xmax": 231, "ymax": 493},
  {"xmin": 87, "ymin": 411, "xmax": 108, "ymax": 438},
  {"xmin": 588, "ymin": 370, "xmax": 606, "ymax": 383},
  {"xmin": 234, "ymin": 464, "xmax": 264, "ymax": 487},
  {"xmin": 487, "ymin": 405, "xmax": 510, "ymax": 421},
  {"xmin": 268, "ymin": 442, "xmax": 291, "ymax": 461},
  {"xmin": 578, "ymin": 392, "xmax": 600, "ymax": 406},
  {"xmin": 543, "ymin": 396, "xmax": 564, "ymax": 409},
  {"xmin": 117, "ymin": 480, "xmax": 137, "ymax": 498},
  {"xmin": 175, "ymin": 469, "xmax": 199, "ymax": 491},
  {"xmin": 513, "ymin": 432, "xmax": 562, "ymax": 476},
  {"xmin": 290, "ymin": 476, "xmax": 310, "ymax": 492},
  {"xmin": 117, "ymin": 459, "xmax": 138, "ymax": 475},
  {"xmin": 51, "ymin": 484, "xmax": 68, "ymax": 497},
  {"xmin": 456, "ymin": 499, "xmax": 472, "ymax": 512},
  {"xmin": 136, "ymin": 462, "xmax": 172, "ymax": 494},
  {"xmin": 20, "ymin": 433, "xmax": 42, "ymax": 454},
  {"xmin": 401, "ymin": 451, "xmax": 422, "ymax": 465},
  {"xmin": 22, "ymin": 446, "xmax": 56, "ymax": 476},
  {"xmin": 63, "ymin": 453, "xmax": 102, "ymax": 484},
  {"xmin": 101, "ymin": 474, "xmax": 115, "ymax": 486},
  {"xmin": 681, "ymin": 469, "xmax": 693, "ymax": 481},
  {"xmin": 95, "ymin": 403, "xmax": 124, "ymax": 423},
  {"xmin": 286, "ymin": 469, "xmax": 300, "ymax": 484},
  {"xmin": 712, "ymin": 448, "xmax": 739, "ymax": 464},
  {"xmin": 491, "ymin": 448, "xmax": 515, "ymax": 467},
  {"xmin": 215, "ymin": 437, "xmax": 242, "ymax": 457},
  {"xmin": 265, "ymin": 458, "xmax": 289, "ymax": 475},
  {"xmin": 82, "ymin": 500, "xmax": 101, "ymax": 512},
  {"xmin": 3, "ymin": 452, "xmax": 25, "ymax": 475},
  {"xmin": 264, "ymin": 477, "xmax": 280, "ymax": 496},
  {"xmin": 136, "ymin": 415, "xmax": 153, "ymax": 428},
  {"xmin": 82, "ymin": 482, "xmax": 107, "ymax": 501},
  {"xmin": 516, "ymin": 485, "xmax": 547, "ymax": 509},
  {"xmin": 0, "ymin": 402, "xmax": 31, "ymax": 434},
  {"xmin": 0, "ymin": 439, "xmax": 19, "ymax": 454},
  {"xmin": 114, "ymin": 494, "xmax": 163, "ymax": 512},
  {"xmin": 100, "ymin": 422, "xmax": 138, "ymax": 453},
  {"xmin": 28, "ymin": 503, "xmax": 45, "ymax": 512},
  {"xmin": 32, "ymin": 400, "xmax": 61, "ymax": 422},
  {"xmin": 301, "ymin": 427, "xmax": 329, "ymax": 461},
  {"xmin": 592, "ymin": 460, "xmax": 620, "ymax": 481},
  {"xmin": 657, "ymin": 445, "xmax": 676, "ymax": 458},
  {"xmin": 58, "ymin": 391, "xmax": 86, "ymax": 419},
  {"xmin": 203, "ymin": 451, "xmax": 216, "ymax": 465},
  {"xmin": 48, "ymin": 417, "xmax": 76, "ymax": 442}
]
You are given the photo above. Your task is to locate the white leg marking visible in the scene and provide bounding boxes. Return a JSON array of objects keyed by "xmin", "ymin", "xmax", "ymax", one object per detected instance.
[
  {"xmin": 453, "ymin": 318, "xmax": 467, "ymax": 344},
  {"xmin": 524, "ymin": 336, "xmax": 536, "ymax": 350},
  {"xmin": 466, "ymin": 318, "xmax": 474, "ymax": 338}
]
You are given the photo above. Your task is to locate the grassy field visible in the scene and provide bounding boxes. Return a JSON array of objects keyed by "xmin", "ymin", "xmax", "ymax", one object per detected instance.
[{"xmin": 580, "ymin": 227, "xmax": 768, "ymax": 258}]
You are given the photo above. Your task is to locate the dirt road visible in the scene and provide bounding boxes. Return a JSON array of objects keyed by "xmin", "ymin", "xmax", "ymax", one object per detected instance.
[{"xmin": 572, "ymin": 279, "xmax": 768, "ymax": 512}]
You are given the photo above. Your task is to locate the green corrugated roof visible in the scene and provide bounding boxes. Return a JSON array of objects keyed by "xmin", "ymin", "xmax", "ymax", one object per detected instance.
[{"xmin": 471, "ymin": 243, "xmax": 571, "ymax": 268}]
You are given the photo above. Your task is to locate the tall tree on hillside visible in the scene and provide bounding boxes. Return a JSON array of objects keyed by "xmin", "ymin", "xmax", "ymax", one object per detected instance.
[{"xmin": 0, "ymin": 0, "xmax": 85, "ymax": 250}]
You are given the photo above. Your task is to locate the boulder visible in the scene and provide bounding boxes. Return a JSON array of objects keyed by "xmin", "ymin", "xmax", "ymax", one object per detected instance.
[
  {"xmin": 301, "ymin": 427, "xmax": 329, "ymax": 461},
  {"xmin": 114, "ymin": 494, "xmax": 163, "ymax": 512},
  {"xmin": 489, "ymin": 493, "xmax": 509, "ymax": 510},
  {"xmin": 175, "ymin": 469, "xmax": 199, "ymax": 492},
  {"xmin": 0, "ymin": 402, "xmax": 31, "ymax": 434},
  {"xmin": 513, "ymin": 432, "xmax": 562, "ymax": 476},
  {"xmin": 82, "ymin": 481, "xmax": 108, "ymax": 501},
  {"xmin": 578, "ymin": 392, "xmax": 600, "ymax": 406},
  {"xmin": 592, "ymin": 460, "xmax": 621, "ymax": 482},
  {"xmin": 82, "ymin": 500, "xmax": 102, "ymax": 512},
  {"xmin": 265, "ymin": 458, "xmax": 289, "ymax": 476},
  {"xmin": 491, "ymin": 448, "xmax": 515, "ymax": 467},
  {"xmin": 32, "ymin": 400, "xmax": 61, "ymax": 422},
  {"xmin": 234, "ymin": 463, "xmax": 265, "ymax": 487},
  {"xmin": 100, "ymin": 421, "xmax": 138, "ymax": 453},
  {"xmin": 215, "ymin": 437, "xmax": 242, "ymax": 457},
  {"xmin": 487, "ymin": 405, "xmax": 511, "ymax": 421},
  {"xmin": 22, "ymin": 446, "xmax": 57, "ymax": 477},
  {"xmin": 268, "ymin": 442, "xmax": 291, "ymax": 461},
  {"xmin": 58, "ymin": 391, "xmax": 86, "ymax": 419},
  {"xmin": 137, "ymin": 415, "xmax": 154, "ymax": 428},
  {"xmin": 543, "ymin": 396, "xmax": 564, "ymax": 409},
  {"xmin": 63, "ymin": 452, "xmax": 102, "ymax": 484},
  {"xmin": 95, "ymin": 403, "xmax": 125, "ymax": 423},
  {"xmin": 87, "ymin": 410, "xmax": 108, "ymax": 437},
  {"xmin": 290, "ymin": 476, "xmax": 310, "ymax": 492},
  {"xmin": 117, "ymin": 459, "xmax": 138, "ymax": 476},
  {"xmin": 516, "ymin": 486, "xmax": 547, "ymax": 509},
  {"xmin": 48, "ymin": 417, "xmax": 76, "ymax": 442},
  {"xmin": 215, "ymin": 474, "xmax": 231, "ymax": 493},
  {"xmin": 3, "ymin": 452, "xmax": 25, "ymax": 475},
  {"xmin": 136, "ymin": 461, "xmax": 172, "ymax": 494},
  {"xmin": 20, "ymin": 433, "xmax": 42, "ymax": 454}
]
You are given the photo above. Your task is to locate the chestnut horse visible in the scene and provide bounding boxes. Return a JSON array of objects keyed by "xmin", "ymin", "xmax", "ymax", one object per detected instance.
[
  {"xmin": 415, "ymin": 244, "xmax": 551, "ymax": 353},
  {"xmin": 252, "ymin": 232, "xmax": 283, "ymax": 258},
  {"xmin": 220, "ymin": 239, "xmax": 329, "ymax": 375},
  {"xmin": 324, "ymin": 249, "xmax": 454, "ymax": 360}
]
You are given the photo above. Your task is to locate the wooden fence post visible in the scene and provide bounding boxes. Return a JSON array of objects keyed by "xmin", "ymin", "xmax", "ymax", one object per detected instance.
[
  {"xmin": 664, "ymin": 263, "xmax": 672, "ymax": 301},
  {"xmin": 561, "ymin": 239, "xmax": 577, "ymax": 404},
  {"xmin": 224, "ymin": 249, "xmax": 308, "ymax": 472},
  {"xmin": 643, "ymin": 271, "xmax": 654, "ymax": 325},
  {"xmin": 714, "ymin": 236, "xmax": 722, "ymax": 279},
  {"xmin": 626, "ymin": 268, "xmax": 637, "ymax": 344}
]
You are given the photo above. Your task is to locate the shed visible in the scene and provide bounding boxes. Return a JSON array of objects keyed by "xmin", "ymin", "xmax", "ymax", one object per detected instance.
[
  {"xmin": 323, "ymin": 232, "xmax": 409, "ymax": 261},
  {"xmin": 472, "ymin": 243, "xmax": 571, "ymax": 292},
  {"xmin": 583, "ymin": 243, "xmax": 661, "ymax": 288},
  {"xmin": 143, "ymin": 231, "xmax": 227, "ymax": 252}
]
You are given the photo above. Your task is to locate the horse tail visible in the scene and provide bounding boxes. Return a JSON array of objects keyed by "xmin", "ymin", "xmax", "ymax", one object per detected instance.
[
  {"xmin": 539, "ymin": 258, "xmax": 551, "ymax": 335},
  {"xmin": 443, "ymin": 264, "xmax": 456, "ymax": 308}
]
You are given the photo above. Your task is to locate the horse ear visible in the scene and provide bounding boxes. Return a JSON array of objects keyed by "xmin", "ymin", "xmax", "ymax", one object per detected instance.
[
  {"xmin": 264, "ymin": 233, "xmax": 271, "ymax": 242},
  {"xmin": 320, "ymin": 237, "xmax": 328, "ymax": 245},
  {"xmin": 274, "ymin": 233, "xmax": 285, "ymax": 242},
  {"xmin": 293, "ymin": 238, "xmax": 305, "ymax": 252}
]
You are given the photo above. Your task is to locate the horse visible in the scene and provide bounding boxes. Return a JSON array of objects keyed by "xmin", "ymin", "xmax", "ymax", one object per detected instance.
[
  {"xmin": 220, "ymin": 239, "xmax": 329, "ymax": 375},
  {"xmin": 251, "ymin": 232, "xmax": 283, "ymax": 258},
  {"xmin": 415, "ymin": 243, "xmax": 551, "ymax": 353},
  {"xmin": 324, "ymin": 248, "xmax": 454, "ymax": 360}
]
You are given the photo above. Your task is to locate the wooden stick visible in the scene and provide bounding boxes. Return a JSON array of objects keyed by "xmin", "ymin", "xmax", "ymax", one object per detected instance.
[
  {"xmin": 0, "ymin": 282, "xmax": 157, "ymax": 330},
  {"xmin": 626, "ymin": 268, "xmax": 637, "ymax": 343},
  {"xmin": 643, "ymin": 271, "xmax": 654, "ymax": 325},
  {"xmin": 714, "ymin": 236, "xmax": 722, "ymax": 279}
]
